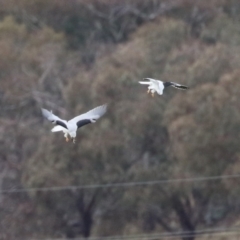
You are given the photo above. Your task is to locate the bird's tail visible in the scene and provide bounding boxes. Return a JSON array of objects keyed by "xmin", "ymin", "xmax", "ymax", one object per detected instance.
[
  {"xmin": 51, "ymin": 126, "xmax": 65, "ymax": 132},
  {"xmin": 139, "ymin": 81, "xmax": 150, "ymax": 85}
]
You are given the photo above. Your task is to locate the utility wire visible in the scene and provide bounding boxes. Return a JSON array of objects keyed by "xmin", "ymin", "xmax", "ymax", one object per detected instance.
[
  {"xmin": 31, "ymin": 227, "xmax": 240, "ymax": 240},
  {"xmin": 3, "ymin": 173, "xmax": 240, "ymax": 194},
  {"xmin": 2, "ymin": 173, "xmax": 240, "ymax": 194}
]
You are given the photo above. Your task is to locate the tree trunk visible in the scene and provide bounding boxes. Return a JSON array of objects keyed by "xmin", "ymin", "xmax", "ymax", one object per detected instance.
[
  {"xmin": 80, "ymin": 210, "xmax": 92, "ymax": 238},
  {"xmin": 76, "ymin": 191, "xmax": 99, "ymax": 238},
  {"xmin": 171, "ymin": 195, "xmax": 196, "ymax": 240}
]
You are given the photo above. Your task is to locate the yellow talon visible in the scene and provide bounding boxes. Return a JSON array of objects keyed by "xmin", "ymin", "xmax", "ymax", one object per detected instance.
[
  {"xmin": 147, "ymin": 89, "xmax": 150, "ymax": 94},
  {"xmin": 66, "ymin": 137, "xmax": 69, "ymax": 142},
  {"xmin": 151, "ymin": 92, "xmax": 155, "ymax": 97}
]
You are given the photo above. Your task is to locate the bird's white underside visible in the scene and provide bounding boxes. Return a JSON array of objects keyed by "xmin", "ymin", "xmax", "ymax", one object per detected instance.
[{"xmin": 139, "ymin": 79, "xmax": 164, "ymax": 95}]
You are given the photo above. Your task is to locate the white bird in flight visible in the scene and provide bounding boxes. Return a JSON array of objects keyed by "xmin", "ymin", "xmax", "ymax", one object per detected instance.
[
  {"xmin": 41, "ymin": 104, "xmax": 107, "ymax": 143},
  {"xmin": 139, "ymin": 78, "xmax": 189, "ymax": 97}
]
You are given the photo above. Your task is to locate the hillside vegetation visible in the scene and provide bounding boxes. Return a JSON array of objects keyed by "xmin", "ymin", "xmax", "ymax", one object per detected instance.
[{"xmin": 0, "ymin": 1, "xmax": 240, "ymax": 240}]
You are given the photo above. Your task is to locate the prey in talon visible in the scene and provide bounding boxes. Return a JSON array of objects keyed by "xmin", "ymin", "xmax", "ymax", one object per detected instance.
[
  {"xmin": 147, "ymin": 88, "xmax": 155, "ymax": 97},
  {"xmin": 41, "ymin": 104, "xmax": 107, "ymax": 144}
]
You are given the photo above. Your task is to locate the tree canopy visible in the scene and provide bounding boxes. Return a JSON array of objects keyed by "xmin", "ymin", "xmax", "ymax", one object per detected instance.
[{"xmin": 1, "ymin": 1, "xmax": 240, "ymax": 240}]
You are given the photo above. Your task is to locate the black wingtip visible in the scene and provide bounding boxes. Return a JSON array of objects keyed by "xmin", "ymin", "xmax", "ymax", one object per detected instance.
[
  {"xmin": 174, "ymin": 85, "xmax": 189, "ymax": 90},
  {"xmin": 181, "ymin": 85, "xmax": 189, "ymax": 90}
]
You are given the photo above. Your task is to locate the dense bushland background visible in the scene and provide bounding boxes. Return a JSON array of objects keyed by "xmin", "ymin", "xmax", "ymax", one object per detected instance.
[{"xmin": 0, "ymin": 0, "xmax": 240, "ymax": 239}]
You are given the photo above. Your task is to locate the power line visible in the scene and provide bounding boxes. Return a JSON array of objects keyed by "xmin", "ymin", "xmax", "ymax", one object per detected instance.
[
  {"xmin": 2, "ymin": 173, "xmax": 240, "ymax": 194},
  {"xmin": 164, "ymin": 231, "xmax": 240, "ymax": 240},
  {"xmin": 30, "ymin": 227, "xmax": 240, "ymax": 240},
  {"xmin": 155, "ymin": 231, "xmax": 240, "ymax": 240}
]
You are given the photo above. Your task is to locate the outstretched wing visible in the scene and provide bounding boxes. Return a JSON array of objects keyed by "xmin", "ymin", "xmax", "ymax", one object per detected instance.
[
  {"xmin": 41, "ymin": 108, "xmax": 68, "ymax": 130},
  {"xmin": 68, "ymin": 104, "xmax": 107, "ymax": 129},
  {"xmin": 169, "ymin": 82, "xmax": 189, "ymax": 90}
]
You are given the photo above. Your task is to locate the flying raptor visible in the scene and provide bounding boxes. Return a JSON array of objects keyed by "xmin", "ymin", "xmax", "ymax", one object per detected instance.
[
  {"xmin": 41, "ymin": 104, "xmax": 107, "ymax": 143},
  {"xmin": 139, "ymin": 78, "xmax": 189, "ymax": 97}
]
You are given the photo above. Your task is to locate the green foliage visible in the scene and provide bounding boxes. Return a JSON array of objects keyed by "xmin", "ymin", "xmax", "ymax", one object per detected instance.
[{"xmin": 0, "ymin": 15, "xmax": 27, "ymax": 40}]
